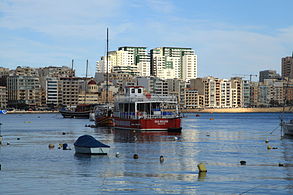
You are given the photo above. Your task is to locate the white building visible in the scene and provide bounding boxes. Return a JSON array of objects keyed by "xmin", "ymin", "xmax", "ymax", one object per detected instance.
[
  {"xmin": 150, "ymin": 47, "xmax": 197, "ymax": 81},
  {"xmin": 97, "ymin": 46, "xmax": 150, "ymax": 77},
  {"xmin": 46, "ymin": 78, "xmax": 59, "ymax": 106}
]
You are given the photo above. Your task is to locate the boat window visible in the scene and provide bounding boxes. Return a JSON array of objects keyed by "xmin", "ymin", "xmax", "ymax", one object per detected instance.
[
  {"xmin": 138, "ymin": 89, "xmax": 142, "ymax": 93},
  {"xmin": 131, "ymin": 88, "xmax": 135, "ymax": 93}
]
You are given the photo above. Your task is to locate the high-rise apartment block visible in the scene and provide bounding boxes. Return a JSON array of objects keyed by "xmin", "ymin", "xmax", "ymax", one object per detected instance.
[
  {"xmin": 150, "ymin": 47, "xmax": 197, "ymax": 81},
  {"xmin": 97, "ymin": 46, "xmax": 197, "ymax": 81},
  {"xmin": 282, "ymin": 55, "xmax": 293, "ymax": 79},
  {"xmin": 97, "ymin": 46, "xmax": 150, "ymax": 76}
]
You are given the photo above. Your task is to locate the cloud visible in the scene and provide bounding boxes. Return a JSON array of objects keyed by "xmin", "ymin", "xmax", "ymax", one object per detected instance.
[
  {"xmin": 146, "ymin": 0, "xmax": 174, "ymax": 13},
  {"xmin": 1, "ymin": 0, "xmax": 293, "ymax": 80},
  {"xmin": 0, "ymin": 0, "xmax": 121, "ymax": 39}
]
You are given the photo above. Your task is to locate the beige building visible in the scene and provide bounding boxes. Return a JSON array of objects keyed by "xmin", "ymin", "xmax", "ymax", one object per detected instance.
[
  {"xmin": 78, "ymin": 80, "xmax": 99, "ymax": 104},
  {"xmin": 190, "ymin": 76, "xmax": 243, "ymax": 108},
  {"xmin": 184, "ymin": 88, "xmax": 204, "ymax": 109},
  {"xmin": 7, "ymin": 76, "xmax": 41, "ymax": 107},
  {"xmin": 59, "ymin": 77, "xmax": 81, "ymax": 107},
  {"xmin": 14, "ymin": 66, "xmax": 38, "ymax": 76},
  {"xmin": 0, "ymin": 86, "xmax": 7, "ymax": 109}
]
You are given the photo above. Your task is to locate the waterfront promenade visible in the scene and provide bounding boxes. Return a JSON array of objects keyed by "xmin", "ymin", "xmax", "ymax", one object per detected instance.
[{"xmin": 182, "ymin": 107, "xmax": 293, "ymax": 113}]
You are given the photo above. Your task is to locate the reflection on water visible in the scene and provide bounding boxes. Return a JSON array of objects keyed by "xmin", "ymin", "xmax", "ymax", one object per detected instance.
[{"xmin": 1, "ymin": 113, "xmax": 293, "ymax": 194}]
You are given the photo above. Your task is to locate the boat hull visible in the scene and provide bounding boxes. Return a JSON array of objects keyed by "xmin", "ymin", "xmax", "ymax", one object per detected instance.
[
  {"xmin": 114, "ymin": 117, "xmax": 181, "ymax": 131},
  {"xmin": 282, "ymin": 123, "xmax": 293, "ymax": 136},
  {"xmin": 95, "ymin": 116, "xmax": 114, "ymax": 127},
  {"xmin": 74, "ymin": 146, "xmax": 110, "ymax": 155},
  {"xmin": 59, "ymin": 110, "xmax": 90, "ymax": 119}
]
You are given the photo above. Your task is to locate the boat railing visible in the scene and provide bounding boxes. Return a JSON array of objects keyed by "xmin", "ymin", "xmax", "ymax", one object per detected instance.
[
  {"xmin": 115, "ymin": 95, "xmax": 177, "ymax": 103},
  {"xmin": 113, "ymin": 111, "xmax": 179, "ymax": 119}
]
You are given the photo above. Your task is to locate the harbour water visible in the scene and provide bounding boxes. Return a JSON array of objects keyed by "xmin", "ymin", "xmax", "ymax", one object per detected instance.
[{"xmin": 0, "ymin": 113, "xmax": 293, "ymax": 194}]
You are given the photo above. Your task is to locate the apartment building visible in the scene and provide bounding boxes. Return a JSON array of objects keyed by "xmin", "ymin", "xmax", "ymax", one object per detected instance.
[
  {"xmin": 97, "ymin": 46, "xmax": 150, "ymax": 77},
  {"xmin": 282, "ymin": 56, "xmax": 293, "ymax": 79},
  {"xmin": 136, "ymin": 76, "xmax": 168, "ymax": 95},
  {"xmin": 0, "ymin": 86, "xmax": 7, "ymax": 109},
  {"xmin": 190, "ymin": 77, "xmax": 243, "ymax": 108},
  {"xmin": 166, "ymin": 79, "xmax": 186, "ymax": 108},
  {"xmin": 184, "ymin": 88, "xmax": 204, "ymax": 109},
  {"xmin": 257, "ymin": 79, "xmax": 284, "ymax": 106},
  {"xmin": 46, "ymin": 78, "xmax": 59, "ymax": 106},
  {"xmin": 150, "ymin": 47, "xmax": 197, "ymax": 81},
  {"xmin": 259, "ymin": 70, "xmax": 281, "ymax": 82},
  {"xmin": 59, "ymin": 77, "xmax": 81, "ymax": 107},
  {"xmin": 7, "ymin": 75, "xmax": 41, "ymax": 107}
]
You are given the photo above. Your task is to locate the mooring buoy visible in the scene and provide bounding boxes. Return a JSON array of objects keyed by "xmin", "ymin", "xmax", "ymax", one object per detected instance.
[
  {"xmin": 133, "ymin": 154, "xmax": 139, "ymax": 159},
  {"xmin": 197, "ymin": 163, "xmax": 207, "ymax": 172},
  {"xmin": 116, "ymin": 152, "xmax": 120, "ymax": 158},
  {"xmin": 267, "ymin": 145, "xmax": 272, "ymax": 150},
  {"xmin": 48, "ymin": 144, "xmax": 55, "ymax": 149},
  {"xmin": 240, "ymin": 160, "xmax": 246, "ymax": 165},
  {"xmin": 160, "ymin": 155, "xmax": 164, "ymax": 163}
]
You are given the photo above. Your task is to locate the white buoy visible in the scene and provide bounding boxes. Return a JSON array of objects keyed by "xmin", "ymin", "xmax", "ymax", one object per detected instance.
[
  {"xmin": 174, "ymin": 136, "xmax": 178, "ymax": 141},
  {"xmin": 116, "ymin": 152, "xmax": 120, "ymax": 158}
]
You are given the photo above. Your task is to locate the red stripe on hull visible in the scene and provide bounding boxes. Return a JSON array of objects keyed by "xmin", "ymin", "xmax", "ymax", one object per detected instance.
[{"xmin": 114, "ymin": 117, "xmax": 181, "ymax": 131}]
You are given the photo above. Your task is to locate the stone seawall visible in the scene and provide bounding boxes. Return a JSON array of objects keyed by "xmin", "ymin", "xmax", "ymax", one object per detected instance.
[
  {"xmin": 181, "ymin": 107, "xmax": 293, "ymax": 113},
  {"xmin": 6, "ymin": 111, "xmax": 59, "ymax": 114}
]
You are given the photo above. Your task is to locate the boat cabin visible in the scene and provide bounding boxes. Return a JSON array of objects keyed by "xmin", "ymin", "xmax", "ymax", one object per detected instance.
[{"xmin": 114, "ymin": 86, "xmax": 179, "ymax": 119}]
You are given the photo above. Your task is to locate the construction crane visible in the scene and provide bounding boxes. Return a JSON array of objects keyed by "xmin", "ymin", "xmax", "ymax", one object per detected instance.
[{"xmin": 233, "ymin": 74, "xmax": 257, "ymax": 82}]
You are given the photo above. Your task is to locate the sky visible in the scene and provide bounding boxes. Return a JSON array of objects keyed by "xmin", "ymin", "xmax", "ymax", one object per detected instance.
[{"xmin": 0, "ymin": 0, "xmax": 293, "ymax": 80}]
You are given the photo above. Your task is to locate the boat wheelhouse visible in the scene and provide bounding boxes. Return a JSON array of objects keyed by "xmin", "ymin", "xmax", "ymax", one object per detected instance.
[{"xmin": 113, "ymin": 86, "xmax": 181, "ymax": 131}]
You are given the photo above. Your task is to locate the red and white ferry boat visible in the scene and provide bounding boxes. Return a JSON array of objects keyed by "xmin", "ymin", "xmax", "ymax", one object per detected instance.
[{"xmin": 113, "ymin": 86, "xmax": 182, "ymax": 132}]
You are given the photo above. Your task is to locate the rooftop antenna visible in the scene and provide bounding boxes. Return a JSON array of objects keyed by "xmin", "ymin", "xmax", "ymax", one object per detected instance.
[{"xmin": 71, "ymin": 59, "xmax": 74, "ymax": 77}]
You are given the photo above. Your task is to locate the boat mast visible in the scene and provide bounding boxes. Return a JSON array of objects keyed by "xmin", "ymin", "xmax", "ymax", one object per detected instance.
[
  {"xmin": 106, "ymin": 28, "xmax": 109, "ymax": 104},
  {"xmin": 70, "ymin": 59, "xmax": 74, "ymax": 109},
  {"xmin": 84, "ymin": 59, "xmax": 88, "ymax": 104}
]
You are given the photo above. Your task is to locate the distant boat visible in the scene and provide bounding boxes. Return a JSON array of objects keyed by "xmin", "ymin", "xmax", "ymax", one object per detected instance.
[
  {"xmin": 281, "ymin": 119, "xmax": 293, "ymax": 136},
  {"xmin": 74, "ymin": 135, "xmax": 110, "ymax": 155},
  {"xmin": 89, "ymin": 112, "xmax": 95, "ymax": 121},
  {"xmin": 59, "ymin": 104, "xmax": 96, "ymax": 119},
  {"xmin": 95, "ymin": 104, "xmax": 114, "ymax": 127}
]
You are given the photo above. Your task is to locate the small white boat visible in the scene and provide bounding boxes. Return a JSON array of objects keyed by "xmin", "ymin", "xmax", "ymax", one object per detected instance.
[
  {"xmin": 74, "ymin": 135, "xmax": 110, "ymax": 155},
  {"xmin": 89, "ymin": 112, "xmax": 95, "ymax": 121},
  {"xmin": 281, "ymin": 120, "xmax": 293, "ymax": 136}
]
